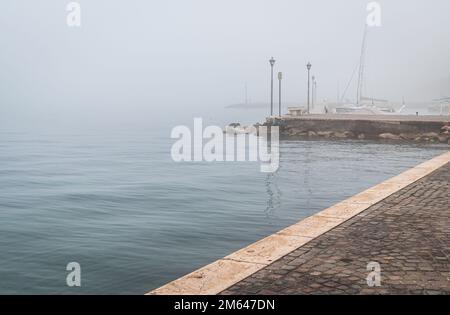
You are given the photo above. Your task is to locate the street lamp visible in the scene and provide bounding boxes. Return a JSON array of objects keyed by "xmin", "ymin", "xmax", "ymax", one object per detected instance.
[
  {"xmin": 306, "ymin": 62, "xmax": 312, "ymax": 114},
  {"xmin": 312, "ymin": 75, "xmax": 317, "ymax": 110},
  {"xmin": 278, "ymin": 72, "xmax": 283, "ymax": 117},
  {"xmin": 269, "ymin": 57, "xmax": 276, "ymax": 116},
  {"xmin": 314, "ymin": 78, "xmax": 317, "ymax": 110}
]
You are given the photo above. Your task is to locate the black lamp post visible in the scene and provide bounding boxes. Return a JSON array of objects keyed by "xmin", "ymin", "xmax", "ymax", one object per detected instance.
[
  {"xmin": 307, "ymin": 62, "xmax": 312, "ymax": 114},
  {"xmin": 312, "ymin": 75, "xmax": 316, "ymax": 110},
  {"xmin": 269, "ymin": 57, "xmax": 276, "ymax": 116},
  {"xmin": 278, "ymin": 72, "xmax": 282, "ymax": 117}
]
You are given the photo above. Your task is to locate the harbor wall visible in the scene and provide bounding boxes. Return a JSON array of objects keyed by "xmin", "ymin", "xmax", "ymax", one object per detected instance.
[{"xmin": 266, "ymin": 115, "xmax": 450, "ymax": 144}]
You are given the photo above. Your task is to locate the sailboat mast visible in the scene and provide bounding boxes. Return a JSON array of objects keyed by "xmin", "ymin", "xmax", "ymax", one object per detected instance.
[{"xmin": 356, "ymin": 26, "xmax": 368, "ymax": 105}]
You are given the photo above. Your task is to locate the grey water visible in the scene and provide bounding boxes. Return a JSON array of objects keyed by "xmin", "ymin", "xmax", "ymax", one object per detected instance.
[{"xmin": 0, "ymin": 118, "xmax": 448, "ymax": 294}]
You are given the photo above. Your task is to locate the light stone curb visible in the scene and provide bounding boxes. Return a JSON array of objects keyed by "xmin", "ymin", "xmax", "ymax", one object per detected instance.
[{"xmin": 148, "ymin": 151, "xmax": 450, "ymax": 295}]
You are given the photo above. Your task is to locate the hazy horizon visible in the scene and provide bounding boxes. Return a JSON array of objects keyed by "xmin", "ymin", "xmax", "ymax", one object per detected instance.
[{"xmin": 1, "ymin": 0, "xmax": 449, "ymax": 130}]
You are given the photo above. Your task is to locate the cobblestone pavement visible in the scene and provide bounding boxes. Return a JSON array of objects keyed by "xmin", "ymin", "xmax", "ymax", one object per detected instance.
[{"xmin": 221, "ymin": 163, "xmax": 450, "ymax": 295}]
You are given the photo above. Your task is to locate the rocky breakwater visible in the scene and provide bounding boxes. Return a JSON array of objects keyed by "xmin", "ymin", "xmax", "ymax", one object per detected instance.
[
  {"xmin": 266, "ymin": 116, "xmax": 450, "ymax": 145},
  {"xmin": 379, "ymin": 125, "xmax": 450, "ymax": 144}
]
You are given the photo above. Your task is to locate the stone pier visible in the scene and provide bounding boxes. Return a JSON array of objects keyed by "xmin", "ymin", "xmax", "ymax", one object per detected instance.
[{"xmin": 266, "ymin": 114, "xmax": 450, "ymax": 144}]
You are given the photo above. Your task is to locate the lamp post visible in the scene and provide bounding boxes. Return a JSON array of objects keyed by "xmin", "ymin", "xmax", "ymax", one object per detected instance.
[
  {"xmin": 278, "ymin": 72, "xmax": 282, "ymax": 117},
  {"xmin": 314, "ymin": 78, "xmax": 317, "ymax": 110},
  {"xmin": 307, "ymin": 62, "xmax": 312, "ymax": 114},
  {"xmin": 269, "ymin": 57, "xmax": 276, "ymax": 116}
]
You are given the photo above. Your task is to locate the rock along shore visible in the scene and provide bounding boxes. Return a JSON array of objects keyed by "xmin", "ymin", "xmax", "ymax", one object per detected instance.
[{"xmin": 265, "ymin": 114, "xmax": 450, "ymax": 144}]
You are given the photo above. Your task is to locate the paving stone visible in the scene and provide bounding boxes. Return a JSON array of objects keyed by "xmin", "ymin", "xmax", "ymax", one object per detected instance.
[{"xmin": 220, "ymin": 162, "xmax": 450, "ymax": 295}]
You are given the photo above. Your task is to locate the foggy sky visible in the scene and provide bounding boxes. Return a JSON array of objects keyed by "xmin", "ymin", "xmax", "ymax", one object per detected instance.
[{"xmin": 0, "ymin": 0, "xmax": 449, "ymax": 130}]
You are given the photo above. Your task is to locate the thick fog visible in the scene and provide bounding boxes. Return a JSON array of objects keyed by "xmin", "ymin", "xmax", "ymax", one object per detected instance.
[{"xmin": 0, "ymin": 0, "xmax": 449, "ymax": 130}]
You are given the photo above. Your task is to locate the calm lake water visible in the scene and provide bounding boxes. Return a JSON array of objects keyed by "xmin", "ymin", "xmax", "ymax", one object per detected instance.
[{"xmin": 0, "ymin": 122, "xmax": 448, "ymax": 294}]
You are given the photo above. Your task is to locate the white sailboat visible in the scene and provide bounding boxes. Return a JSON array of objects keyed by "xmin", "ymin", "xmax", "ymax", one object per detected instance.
[
  {"xmin": 334, "ymin": 27, "xmax": 404, "ymax": 115},
  {"xmin": 429, "ymin": 97, "xmax": 450, "ymax": 115}
]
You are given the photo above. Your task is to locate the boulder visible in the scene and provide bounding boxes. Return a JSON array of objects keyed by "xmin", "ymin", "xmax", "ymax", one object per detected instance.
[
  {"xmin": 379, "ymin": 133, "xmax": 401, "ymax": 140},
  {"xmin": 399, "ymin": 133, "xmax": 417, "ymax": 140},
  {"xmin": 358, "ymin": 133, "xmax": 366, "ymax": 140},
  {"xmin": 422, "ymin": 132, "xmax": 439, "ymax": 139},
  {"xmin": 333, "ymin": 131, "xmax": 348, "ymax": 138},
  {"xmin": 287, "ymin": 128, "xmax": 307, "ymax": 137},
  {"xmin": 441, "ymin": 125, "xmax": 450, "ymax": 133},
  {"xmin": 317, "ymin": 131, "xmax": 334, "ymax": 138},
  {"xmin": 438, "ymin": 135, "xmax": 449, "ymax": 143},
  {"xmin": 344, "ymin": 131, "xmax": 355, "ymax": 138}
]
